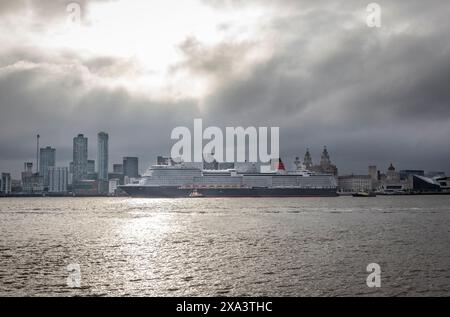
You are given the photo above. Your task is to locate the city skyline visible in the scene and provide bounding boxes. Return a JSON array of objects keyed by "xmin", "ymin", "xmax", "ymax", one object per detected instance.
[{"xmin": 0, "ymin": 131, "xmax": 447, "ymax": 181}]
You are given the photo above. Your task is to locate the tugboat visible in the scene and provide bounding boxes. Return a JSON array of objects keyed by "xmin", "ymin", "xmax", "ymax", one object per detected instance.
[{"xmin": 352, "ymin": 192, "xmax": 377, "ymax": 197}]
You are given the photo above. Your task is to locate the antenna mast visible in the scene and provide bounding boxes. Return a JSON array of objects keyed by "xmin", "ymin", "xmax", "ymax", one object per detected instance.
[{"xmin": 36, "ymin": 134, "xmax": 40, "ymax": 174}]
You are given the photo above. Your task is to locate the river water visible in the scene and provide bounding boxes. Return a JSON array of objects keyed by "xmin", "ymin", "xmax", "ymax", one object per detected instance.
[{"xmin": 0, "ymin": 196, "xmax": 449, "ymax": 296}]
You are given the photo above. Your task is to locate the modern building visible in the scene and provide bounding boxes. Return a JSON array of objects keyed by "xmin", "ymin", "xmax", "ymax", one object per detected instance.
[
  {"xmin": 399, "ymin": 170, "xmax": 425, "ymax": 180},
  {"xmin": 21, "ymin": 162, "xmax": 43, "ymax": 193},
  {"xmin": 48, "ymin": 167, "xmax": 68, "ymax": 193},
  {"xmin": 72, "ymin": 180, "xmax": 99, "ymax": 196},
  {"xmin": 73, "ymin": 134, "xmax": 88, "ymax": 182},
  {"xmin": 109, "ymin": 179, "xmax": 120, "ymax": 195},
  {"xmin": 1, "ymin": 173, "xmax": 12, "ymax": 195},
  {"xmin": 97, "ymin": 132, "xmax": 109, "ymax": 194},
  {"xmin": 413, "ymin": 175, "xmax": 442, "ymax": 193},
  {"xmin": 123, "ymin": 157, "xmax": 139, "ymax": 178},
  {"xmin": 338, "ymin": 175, "xmax": 373, "ymax": 193},
  {"xmin": 108, "ymin": 172, "xmax": 124, "ymax": 185},
  {"xmin": 87, "ymin": 160, "xmax": 96, "ymax": 174},
  {"xmin": 113, "ymin": 164, "xmax": 123, "ymax": 174},
  {"xmin": 39, "ymin": 146, "xmax": 56, "ymax": 187},
  {"xmin": 11, "ymin": 179, "xmax": 22, "ymax": 193},
  {"xmin": 86, "ymin": 160, "xmax": 98, "ymax": 180}
]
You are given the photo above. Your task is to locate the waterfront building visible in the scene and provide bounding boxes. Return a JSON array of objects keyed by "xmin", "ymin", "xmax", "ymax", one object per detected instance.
[
  {"xmin": 97, "ymin": 132, "xmax": 109, "ymax": 194},
  {"xmin": 1, "ymin": 173, "xmax": 12, "ymax": 195},
  {"xmin": 303, "ymin": 149, "xmax": 313, "ymax": 169},
  {"xmin": 72, "ymin": 180, "xmax": 99, "ymax": 196},
  {"xmin": 113, "ymin": 164, "xmax": 123, "ymax": 174},
  {"xmin": 21, "ymin": 162, "xmax": 43, "ymax": 193},
  {"xmin": 379, "ymin": 164, "xmax": 411, "ymax": 193},
  {"xmin": 368, "ymin": 165, "xmax": 379, "ymax": 189},
  {"xmin": 109, "ymin": 179, "xmax": 120, "ymax": 195},
  {"xmin": 338, "ymin": 175, "xmax": 373, "ymax": 193},
  {"xmin": 294, "ymin": 157, "xmax": 302, "ymax": 171},
  {"xmin": 39, "ymin": 146, "xmax": 56, "ymax": 188},
  {"xmin": 399, "ymin": 170, "xmax": 425, "ymax": 180},
  {"xmin": 73, "ymin": 134, "xmax": 88, "ymax": 182},
  {"xmin": 369, "ymin": 166, "xmax": 377, "ymax": 181},
  {"xmin": 108, "ymin": 172, "xmax": 124, "ymax": 185},
  {"xmin": 123, "ymin": 157, "xmax": 139, "ymax": 178},
  {"xmin": 87, "ymin": 160, "xmax": 96, "ymax": 174},
  {"xmin": 48, "ymin": 167, "xmax": 68, "ymax": 193},
  {"xmin": 413, "ymin": 175, "xmax": 442, "ymax": 193},
  {"xmin": 305, "ymin": 147, "xmax": 338, "ymax": 176},
  {"xmin": 11, "ymin": 179, "xmax": 22, "ymax": 193},
  {"xmin": 386, "ymin": 163, "xmax": 400, "ymax": 182}
]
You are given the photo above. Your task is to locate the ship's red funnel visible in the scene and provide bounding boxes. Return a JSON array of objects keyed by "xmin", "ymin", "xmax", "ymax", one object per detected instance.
[{"xmin": 277, "ymin": 158, "xmax": 286, "ymax": 171}]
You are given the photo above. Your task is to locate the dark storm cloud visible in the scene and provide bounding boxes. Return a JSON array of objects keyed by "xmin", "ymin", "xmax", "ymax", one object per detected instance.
[
  {"xmin": 1, "ymin": 0, "xmax": 450, "ymax": 177},
  {"xmin": 0, "ymin": 61, "xmax": 200, "ymax": 176}
]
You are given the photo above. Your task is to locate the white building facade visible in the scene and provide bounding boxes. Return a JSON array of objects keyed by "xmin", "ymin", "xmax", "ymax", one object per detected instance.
[
  {"xmin": 49, "ymin": 167, "xmax": 68, "ymax": 193},
  {"xmin": 338, "ymin": 175, "xmax": 373, "ymax": 193}
]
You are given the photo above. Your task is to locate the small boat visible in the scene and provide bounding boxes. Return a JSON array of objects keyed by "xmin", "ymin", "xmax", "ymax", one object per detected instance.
[
  {"xmin": 352, "ymin": 192, "xmax": 377, "ymax": 197},
  {"xmin": 189, "ymin": 190, "xmax": 204, "ymax": 198}
]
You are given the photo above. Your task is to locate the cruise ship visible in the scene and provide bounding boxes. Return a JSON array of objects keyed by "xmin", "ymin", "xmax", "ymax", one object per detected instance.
[{"xmin": 120, "ymin": 160, "xmax": 338, "ymax": 198}]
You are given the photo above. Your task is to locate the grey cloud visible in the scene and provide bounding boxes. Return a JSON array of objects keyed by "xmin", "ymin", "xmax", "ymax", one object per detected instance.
[{"xmin": 1, "ymin": 0, "xmax": 450, "ymax": 178}]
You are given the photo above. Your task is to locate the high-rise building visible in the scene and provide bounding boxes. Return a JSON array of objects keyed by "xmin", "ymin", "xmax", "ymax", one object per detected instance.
[
  {"xmin": 113, "ymin": 164, "xmax": 123, "ymax": 173},
  {"xmin": 97, "ymin": 132, "xmax": 109, "ymax": 194},
  {"xmin": 1, "ymin": 173, "xmax": 12, "ymax": 195},
  {"xmin": 39, "ymin": 146, "xmax": 56, "ymax": 187},
  {"xmin": 97, "ymin": 132, "xmax": 109, "ymax": 181},
  {"xmin": 73, "ymin": 134, "xmax": 88, "ymax": 182},
  {"xmin": 123, "ymin": 157, "xmax": 139, "ymax": 178},
  {"xmin": 48, "ymin": 167, "xmax": 68, "ymax": 193},
  {"xmin": 87, "ymin": 160, "xmax": 96, "ymax": 174}
]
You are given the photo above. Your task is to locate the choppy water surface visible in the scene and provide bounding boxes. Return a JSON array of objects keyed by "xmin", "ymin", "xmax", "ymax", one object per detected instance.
[{"xmin": 0, "ymin": 196, "xmax": 449, "ymax": 296}]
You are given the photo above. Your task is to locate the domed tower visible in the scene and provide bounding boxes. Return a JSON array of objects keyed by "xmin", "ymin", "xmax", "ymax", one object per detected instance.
[
  {"xmin": 303, "ymin": 148, "xmax": 313, "ymax": 169},
  {"xmin": 294, "ymin": 157, "xmax": 302, "ymax": 170},
  {"xmin": 320, "ymin": 146, "xmax": 331, "ymax": 168},
  {"xmin": 386, "ymin": 163, "xmax": 399, "ymax": 182}
]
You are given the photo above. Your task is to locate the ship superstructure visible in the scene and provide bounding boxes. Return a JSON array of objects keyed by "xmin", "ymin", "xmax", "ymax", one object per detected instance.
[{"xmin": 120, "ymin": 160, "xmax": 338, "ymax": 198}]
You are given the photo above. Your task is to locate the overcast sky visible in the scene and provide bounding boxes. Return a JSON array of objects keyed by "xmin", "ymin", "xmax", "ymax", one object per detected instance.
[{"xmin": 1, "ymin": 0, "xmax": 449, "ymax": 178}]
